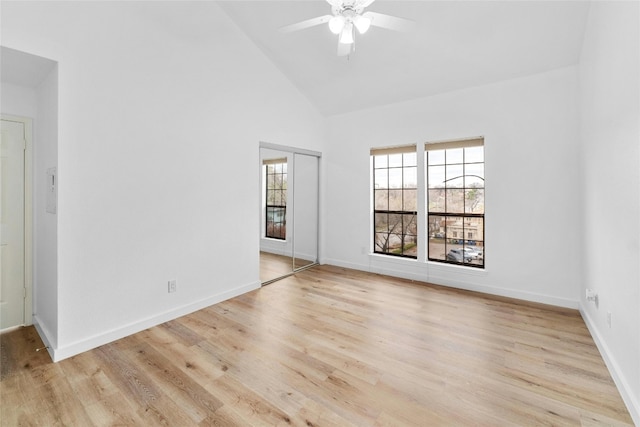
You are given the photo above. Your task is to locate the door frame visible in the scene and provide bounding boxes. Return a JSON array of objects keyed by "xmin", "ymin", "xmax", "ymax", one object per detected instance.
[{"xmin": 1, "ymin": 115, "xmax": 33, "ymax": 329}]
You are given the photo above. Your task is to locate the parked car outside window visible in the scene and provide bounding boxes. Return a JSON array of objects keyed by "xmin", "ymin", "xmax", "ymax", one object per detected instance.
[{"xmin": 446, "ymin": 249, "xmax": 472, "ymax": 263}]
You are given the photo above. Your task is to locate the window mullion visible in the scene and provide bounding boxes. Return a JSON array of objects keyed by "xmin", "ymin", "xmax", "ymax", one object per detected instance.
[{"xmin": 416, "ymin": 143, "xmax": 426, "ymax": 261}]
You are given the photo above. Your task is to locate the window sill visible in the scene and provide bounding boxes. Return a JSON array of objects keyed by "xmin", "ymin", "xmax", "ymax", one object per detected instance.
[
  {"xmin": 366, "ymin": 253, "xmax": 487, "ymax": 276},
  {"xmin": 426, "ymin": 260, "xmax": 487, "ymax": 276}
]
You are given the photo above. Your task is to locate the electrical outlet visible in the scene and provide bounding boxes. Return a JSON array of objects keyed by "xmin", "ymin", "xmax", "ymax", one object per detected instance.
[
  {"xmin": 607, "ymin": 312, "xmax": 612, "ymax": 328},
  {"xmin": 168, "ymin": 280, "xmax": 177, "ymax": 293}
]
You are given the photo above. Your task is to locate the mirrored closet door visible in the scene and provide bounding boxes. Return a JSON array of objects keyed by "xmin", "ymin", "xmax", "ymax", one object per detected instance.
[{"xmin": 259, "ymin": 142, "xmax": 320, "ymax": 285}]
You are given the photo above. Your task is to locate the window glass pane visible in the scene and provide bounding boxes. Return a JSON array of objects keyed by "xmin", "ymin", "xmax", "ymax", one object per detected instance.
[
  {"xmin": 389, "ymin": 189, "xmax": 402, "ymax": 211},
  {"xmin": 465, "ymin": 146, "xmax": 484, "ymax": 163},
  {"xmin": 464, "ymin": 241, "xmax": 484, "ymax": 267},
  {"xmin": 445, "ymin": 216, "xmax": 464, "ymax": 241},
  {"xmin": 403, "ymin": 214, "xmax": 418, "ymax": 237},
  {"xmin": 389, "ymin": 168, "xmax": 403, "ymax": 188},
  {"xmin": 465, "ymin": 217, "xmax": 484, "ymax": 241},
  {"xmin": 446, "ymin": 164, "xmax": 464, "ymax": 188},
  {"xmin": 428, "ymin": 150, "xmax": 445, "ymax": 165},
  {"xmin": 447, "ymin": 148, "xmax": 463, "ymax": 164},
  {"xmin": 377, "ymin": 214, "xmax": 417, "ymax": 257},
  {"xmin": 281, "ymin": 163, "xmax": 288, "ymax": 174},
  {"xmin": 374, "ymin": 155, "xmax": 388, "ymax": 169},
  {"xmin": 267, "ymin": 164, "xmax": 275, "ymax": 174},
  {"xmin": 428, "ymin": 189, "xmax": 445, "ymax": 212},
  {"xmin": 375, "ymin": 233, "xmax": 391, "ymax": 253},
  {"xmin": 465, "ymin": 188, "xmax": 484, "ymax": 214},
  {"xmin": 404, "ymin": 152, "xmax": 417, "ymax": 167},
  {"xmin": 267, "ymin": 174, "xmax": 275, "ymax": 190},
  {"xmin": 266, "ymin": 207, "xmax": 286, "ymax": 240},
  {"xmin": 403, "ymin": 189, "xmax": 417, "ymax": 211},
  {"xmin": 374, "ymin": 169, "xmax": 388, "ymax": 189},
  {"xmin": 388, "ymin": 153, "xmax": 403, "ymax": 168},
  {"xmin": 428, "ymin": 215, "xmax": 446, "ymax": 239},
  {"xmin": 463, "ymin": 228, "xmax": 483, "ymax": 266},
  {"xmin": 374, "ymin": 213, "xmax": 389, "ymax": 232},
  {"xmin": 404, "ymin": 167, "xmax": 417, "ymax": 188},
  {"xmin": 465, "ymin": 163, "xmax": 484, "ymax": 188},
  {"xmin": 446, "ymin": 189, "xmax": 465, "ymax": 213},
  {"xmin": 428, "ymin": 165, "xmax": 445, "ymax": 189},
  {"xmin": 428, "ymin": 215, "xmax": 447, "ymax": 261},
  {"xmin": 388, "ymin": 213, "xmax": 403, "ymax": 233},
  {"xmin": 387, "ymin": 234, "xmax": 402, "ymax": 254},
  {"xmin": 374, "ymin": 189, "xmax": 388, "ymax": 210}
]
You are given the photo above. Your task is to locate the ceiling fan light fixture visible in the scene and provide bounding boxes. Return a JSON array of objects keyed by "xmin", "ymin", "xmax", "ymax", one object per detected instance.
[
  {"xmin": 354, "ymin": 14, "xmax": 371, "ymax": 34},
  {"xmin": 339, "ymin": 22, "xmax": 354, "ymax": 44},
  {"xmin": 328, "ymin": 15, "xmax": 345, "ymax": 34}
]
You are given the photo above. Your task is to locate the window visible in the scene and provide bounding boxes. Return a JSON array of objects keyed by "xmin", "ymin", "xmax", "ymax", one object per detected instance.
[
  {"xmin": 371, "ymin": 145, "xmax": 418, "ymax": 258},
  {"xmin": 426, "ymin": 138, "xmax": 484, "ymax": 267},
  {"xmin": 264, "ymin": 158, "xmax": 287, "ymax": 240}
]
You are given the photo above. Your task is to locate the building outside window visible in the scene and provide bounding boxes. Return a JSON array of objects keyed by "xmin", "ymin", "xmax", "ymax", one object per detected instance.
[{"xmin": 264, "ymin": 158, "xmax": 287, "ymax": 240}]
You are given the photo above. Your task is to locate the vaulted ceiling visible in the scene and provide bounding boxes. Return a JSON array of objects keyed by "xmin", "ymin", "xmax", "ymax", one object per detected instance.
[{"xmin": 219, "ymin": 1, "xmax": 591, "ymax": 116}]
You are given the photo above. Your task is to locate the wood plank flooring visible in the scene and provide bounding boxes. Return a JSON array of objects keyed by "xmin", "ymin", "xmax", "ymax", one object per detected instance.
[
  {"xmin": 260, "ymin": 251, "xmax": 294, "ymax": 283},
  {"xmin": 260, "ymin": 251, "xmax": 315, "ymax": 284},
  {"xmin": 1, "ymin": 265, "xmax": 634, "ymax": 426}
]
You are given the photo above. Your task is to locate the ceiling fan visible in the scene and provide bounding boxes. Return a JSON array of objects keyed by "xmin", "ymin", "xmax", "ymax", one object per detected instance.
[{"xmin": 279, "ymin": 0, "xmax": 415, "ymax": 56}]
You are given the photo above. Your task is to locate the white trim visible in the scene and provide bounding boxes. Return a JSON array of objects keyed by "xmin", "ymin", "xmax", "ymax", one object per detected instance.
[
  {"xmin": 0, "ymin": 324, "xmax": 24, "ymax": 334},
  {"xmin": 323, "ymin": 257, "xmax": 578, "ymax": 309},
  {"xmin": 50, "ymin": 280, "xmax": 260, "ymax": 362},
  {"xmin": 259, "ymin": 141, "xmax": 322, "ymax": 158},
  {"xmin": 1, "ymin": 115, "xmax": 33, "ymax": 327},
  {"xmin": 580, "ymin": 305, "xmax": 640, "ymax": 426},
  {"xmin": 32, "ymin": 314, "xmax": 56, "ymax": 360}
]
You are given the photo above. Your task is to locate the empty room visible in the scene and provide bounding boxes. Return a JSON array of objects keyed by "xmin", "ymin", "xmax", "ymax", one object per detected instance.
[{"xmin": 1, "ymin": 0, "xmax": 638, "ymax": 425}]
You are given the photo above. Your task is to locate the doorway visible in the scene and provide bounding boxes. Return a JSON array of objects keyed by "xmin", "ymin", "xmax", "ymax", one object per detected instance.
[{"xmin": 1, "ymin": 116, "xmax": 33, "ymax": 331}]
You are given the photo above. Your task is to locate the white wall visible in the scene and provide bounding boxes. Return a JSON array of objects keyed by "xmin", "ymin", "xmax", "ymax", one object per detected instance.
[
  {"xmin": 578, "ymin": 1, "xmax": 640, "ymax": 423},
  {"xmin": 33, "ymin": 67, "xmax": 59, "ymax": 349},
  {"xmin": 1, "ymin": 1, "xmax": 324, "ymax": 360},
  {"xmin": 325, "ymin": 66, "xmax": 582, "ymax": 308},
  {"xmin": 1, "ymin": 83, "xmax": 37, "ymax": 118}
]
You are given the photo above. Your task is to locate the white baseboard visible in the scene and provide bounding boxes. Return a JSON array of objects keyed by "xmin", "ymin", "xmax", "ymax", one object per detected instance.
[
  {"xmin": 323, "ymin": 257, "xmax": 578, "ymax": 309},
  {"xmin": 0, "ymin": 325, "xmax": 24, "ymax": 334},
  {"xmin": 580, "ymin": 304, "xmax": 640, "ymax": 426},
  {"xmin": 32, "ymin": 316, "xmax": 56, "ymax": 361},
  {"xmin": 48, "ymin": 280, "xmax": 260, "ymax": 362}
]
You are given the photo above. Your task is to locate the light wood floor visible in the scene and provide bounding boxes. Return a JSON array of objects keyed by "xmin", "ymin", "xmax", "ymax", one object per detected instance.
[
  {"xmin": 1, "ymin": 265, "xmax": 633, "ymax": 426},
  {"xmin": 260, "ymin": 251, "xmax": 295, "ymax": 283},
  {"xmin": 260, "ymin": 251, "xmax": 315, "ymax": 283}
]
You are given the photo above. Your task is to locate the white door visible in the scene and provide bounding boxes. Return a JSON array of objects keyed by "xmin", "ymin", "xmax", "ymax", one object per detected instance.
[{"xmin": 1, "ymin": 119, "xmax": 26, "ymax": 330}]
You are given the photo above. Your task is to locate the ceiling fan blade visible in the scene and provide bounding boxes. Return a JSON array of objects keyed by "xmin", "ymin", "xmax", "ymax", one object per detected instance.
[
  {"xmin": 358, "ymin": 0, "xmax": 376, "ymax": 8},
  {"xmin": 279, "ymin": 15, "xmax": 332, "ymax": 33},
  {"xmin": 364, "ymin": 11, "xmax": 415, "ymax": 32},
  {"xmin": 337, "ymin": 41, "xmax": 354, "ymax": 57}
]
